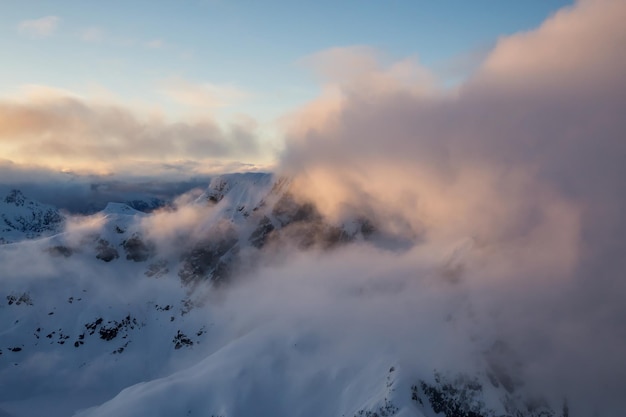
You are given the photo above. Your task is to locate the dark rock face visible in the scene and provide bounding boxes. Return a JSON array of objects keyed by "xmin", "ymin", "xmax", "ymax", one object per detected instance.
[
  {"xmin": 84, "ymin": 315, "xmax": 141, "ymax": 342},
  {"xmin": 416, "ymin": 374, "xmax": 488, "ymax": 417},
  {"xmin": 46, "ymin": 245, "xmax": 74, "ymax": 257},
  {"xmin": 173, "ymin": 330, "xmax": 193, "ymax": 349},
  {"xmin": 6, "ymin": 293, "xmax": 33, "ymax": 306},
  {"xmin": 354, "ymin": 398, "xmax": 399, "ymax": 417},
  {"xmin": 5, "ymin": 189, "xmax": 26, "ymax": 206},
  {"xmin": 178, "ymin": 234, "xmax": 238, "ymax": 286},
  {"xmin": 250, "ymin": 191, "xmax": 370, "ymax": 251},
  {"xmin": 249, "ymin": 216, "xmax": 275, "ymax": 248},
  {"xmin": 99, "ymin": 326, "xmax": 119, "ymax": 341},
  {"xmin": 411, "ymin": 371, "xmax": 561, "ymax": 417},
  {"xmin": 122, "ymin": 235, "xmax": 154, "ymax": 262},
  {"xmin": 271, "ymin": 192, "xmax": 322, "ymax": 226},
  {"xmin": 173, "ymin": 177, "xmax": 380, "ymax": 287},
  {"xmin": 125, "ymin": 198, "xmax": 165, "ymax": 213},
  {"xmin": 96, "ymin": 239, "xmax": 119, "ymax": 262}
]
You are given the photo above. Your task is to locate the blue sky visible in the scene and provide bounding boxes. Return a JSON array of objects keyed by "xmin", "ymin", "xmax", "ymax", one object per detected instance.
[{"xmin": 1, "ymin": 1, "xmax": 572, "ymax": 119}]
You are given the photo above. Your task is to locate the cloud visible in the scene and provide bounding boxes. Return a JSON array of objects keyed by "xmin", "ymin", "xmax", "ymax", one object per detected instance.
[
  {"xmin": 432, "ymin": 42, "xmax": 494, "ymax": 84},
  {"xmin": 301, "ymin": 45, "xmax": 439, "ymax": 97},
  {"xmin": 276, "ymin": 0, "xmax": 626, "ymax": 413},
  {"xmin": 0, "ymin": 86, "xmax": 267, "ymax": 173},
  {"xmin": 159, "ymin": 77, "xmax": 251, "ymax": 110},
  {"xmin": 282, "ymin": 0, "xmax": 626, "ymax": 251},
  {"xmin": 474, "ymin": 0, "xmax": 626, "ymax": 92},
  {"xmin": 18, "ymin": 16, "xmax": 60, "ymax": 38}
]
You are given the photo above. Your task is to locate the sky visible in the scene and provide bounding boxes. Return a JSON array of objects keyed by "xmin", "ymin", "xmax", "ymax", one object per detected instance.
[{"xmin": 0, "ymin": 0, "xmax": 573, "ymax": 173}]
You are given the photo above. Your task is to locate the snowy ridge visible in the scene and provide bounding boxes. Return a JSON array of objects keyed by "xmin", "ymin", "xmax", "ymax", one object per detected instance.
[
  {"xmin": 102, "ymin": 202, "xmax": 146, "ymax": 216},
  {"xmin": 0, "ymin": 189, "xmax": 64, "ymax": 244},
  {"xmin": 74, "ymin": 329, "xmax": 564, "ymax": 417},
  {"xmin": 201, "ymin": 172, "xmax": 275, "ymax": 213}
]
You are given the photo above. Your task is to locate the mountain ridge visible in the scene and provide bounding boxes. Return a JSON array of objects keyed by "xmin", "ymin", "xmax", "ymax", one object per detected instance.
[{"xmin": 0, "ymin": 174, "xmax": 573, "ymax": 417}]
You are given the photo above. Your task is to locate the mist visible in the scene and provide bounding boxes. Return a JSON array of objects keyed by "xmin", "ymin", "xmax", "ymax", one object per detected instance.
[{"xmin": 273, "ymin": 0, "xmax": 626, "ymax": 413}]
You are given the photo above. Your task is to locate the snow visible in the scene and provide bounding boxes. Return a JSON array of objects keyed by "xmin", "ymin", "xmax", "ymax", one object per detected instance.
[
  {"xmin": 0, "ymin": 175, "xmax": 580, "ymax": 417},
  {"xmin": 0, "ymin": 189, "xmax": 64, "ymax": 244},
  {"xmin": 101, "ymin": 202, "xmax": 145, "ymax": 216}
]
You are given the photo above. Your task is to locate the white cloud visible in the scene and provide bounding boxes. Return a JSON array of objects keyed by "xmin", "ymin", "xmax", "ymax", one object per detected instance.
[
  {"xmin": 301, "ymin": 46, "xmax": 438, "ymax": 97},
  {"xmin": 276, "ymin": 1, "xmax": 626, "ymax": 412},
  {"xmin": 18, "ymin": 16, "xmax": 60, "ymax": 38},
  {"xmin": 159, "ymin": 77, "xmax": 251, "ymax": 109},
  {"xmin": 0, "ymin": 86, "xmax": 264, "ymax": 172}
]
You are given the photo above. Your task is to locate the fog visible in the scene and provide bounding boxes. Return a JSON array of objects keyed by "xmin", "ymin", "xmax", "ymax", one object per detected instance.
[{"xmin": 274, "ymin": 0, "xmax": 626, "ymax": 412}]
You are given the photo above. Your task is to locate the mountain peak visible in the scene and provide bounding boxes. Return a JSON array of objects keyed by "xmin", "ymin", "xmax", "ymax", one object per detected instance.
[
  {"xmin": 4, "ymin": 189, "xmax": 26, "ymax": 206},
  {"xmin": 0, "ymin": 189, "xmax": 64, "ymax": 243},
  {"xmin": 102, "ymin": 202, "xmax": 144, "ymax": 216}
]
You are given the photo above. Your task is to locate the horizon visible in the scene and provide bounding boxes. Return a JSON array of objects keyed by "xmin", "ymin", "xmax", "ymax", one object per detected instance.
[{"xmin": 1, "ymin": 0, "xmax": 574, "ymax": 176}]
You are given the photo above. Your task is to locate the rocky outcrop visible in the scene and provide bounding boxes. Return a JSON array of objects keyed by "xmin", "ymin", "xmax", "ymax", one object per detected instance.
[
  {"xmin": 122, "ymin": 235, "xmax": 154, "ymax": 262},
  {"xmin": 96, "ymin": 239, "xmax": 119, "ymax": 262}
]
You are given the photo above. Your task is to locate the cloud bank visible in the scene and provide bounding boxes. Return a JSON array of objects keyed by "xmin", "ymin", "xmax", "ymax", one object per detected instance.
[
  {"xmin": 0, "ymin": 87, "xmax": 266, "ymax": 173},
  {"xmin": 275, "ymin": 0, "xmax": 626, "ymax": 413}
]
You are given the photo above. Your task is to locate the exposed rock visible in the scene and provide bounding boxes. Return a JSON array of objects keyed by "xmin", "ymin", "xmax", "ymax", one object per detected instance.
[
  {"xmin": 46, "ymin": 245, "xmax": 74, "ymax": 257},
  {"xmin": 4, "ymin": 189, "xmax": 26, "ymax": 206},
  {"xmin": 122, "ymin": 235, "xmax": 154, "ymax": 262},
  {"xmin": 272, "ymin": 192, "xmax": 321, "ymax": 226},
  {"xmin": 6, "ymin": 293, "xmax": 33, "ymax": 306},
  {"xmin": 249, "ymin": 216, "xmax": 275, "ymax": 248},
  {"xmin": 96, "ymin": 239, "xmax": 119, "ymax": 262},
  {"xmin": 125, "ymin": 198, "xmax": 165, "ymax": 213},
  {"xmin": 173, "ymin": 330, "xmax": 193, "ymax": 349},
  {"xmin": 178, "ymin": 224, "xmax": 238, "ymax": 285},
  {"xmin": 354, "ymin": 398, "xmax": 398, "ymax": 417},
  {"xmin": 412, "ymin": 371, "xmax": 559, "ymax": 417}
]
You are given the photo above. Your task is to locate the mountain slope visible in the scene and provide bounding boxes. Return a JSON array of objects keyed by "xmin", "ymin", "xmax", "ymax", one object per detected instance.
[
  {"xmin": 0, "ymin": 174, "xmax": 572, "ymax": 417},
  {"xmin": 0, "ymin": 189, "xmax": 64, "ymax": 244}
]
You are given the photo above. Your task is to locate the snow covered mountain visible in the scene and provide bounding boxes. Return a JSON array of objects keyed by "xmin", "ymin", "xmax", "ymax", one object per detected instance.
[
  {"xmin": 0, "ymin": 189, "xmax": 64, "ymax": 244},
  {"xmin": 0, "ymin": 174, "xmax": 576, "ymax": 417}
]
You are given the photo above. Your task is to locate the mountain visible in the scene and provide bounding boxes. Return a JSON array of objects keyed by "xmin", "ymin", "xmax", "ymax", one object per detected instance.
[
  {"xmin": 0, "ymin": 174, "xmax": 572, "ymax": 417},
  {"xmin": 0, "ymin": 189, "xmax": 65, "ymax": 244}
]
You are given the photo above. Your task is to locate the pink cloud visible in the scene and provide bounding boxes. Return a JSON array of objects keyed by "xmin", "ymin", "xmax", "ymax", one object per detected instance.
[
  {"xmin": 0, "ymin": 86, "xmax": 264, "ymax": 172},
  {"xmin": 278, "ymin": 1, "xmax": 626, "ymax": 410},
  {"xmin": 474, "ymin": 0, "xmax": 626, "ymax": 91}
]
